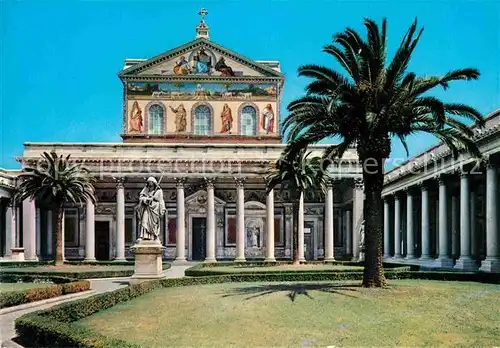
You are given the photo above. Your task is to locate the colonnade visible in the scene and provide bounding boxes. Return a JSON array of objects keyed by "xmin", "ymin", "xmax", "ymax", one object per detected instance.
[
  {"xmin": 383, "ymin": 164, "xmax": 499, "ymax": 272},
  {"xmin": 4, "ymin": 177, "xmax": 365, "ymax": 262}
]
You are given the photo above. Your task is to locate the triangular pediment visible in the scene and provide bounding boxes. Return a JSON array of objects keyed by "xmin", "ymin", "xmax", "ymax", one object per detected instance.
[
  {"xmin": 185, "ymin": 189, "xmax": 226, "ymax": 206},
  {"xmin": 119, "ymin": 38, "xmax": 283, "ymax": 79}
]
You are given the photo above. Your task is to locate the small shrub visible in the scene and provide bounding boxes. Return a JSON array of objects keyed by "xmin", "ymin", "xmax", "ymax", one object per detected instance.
[{"xmin": 0, "ymin": 275, "xmax": 91, "ymax": 309}]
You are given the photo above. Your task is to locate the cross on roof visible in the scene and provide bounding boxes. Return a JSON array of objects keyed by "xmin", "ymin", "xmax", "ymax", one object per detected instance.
[{"xmin": 198, "ymin": 8, "xmax": 208, "ymax": 21}]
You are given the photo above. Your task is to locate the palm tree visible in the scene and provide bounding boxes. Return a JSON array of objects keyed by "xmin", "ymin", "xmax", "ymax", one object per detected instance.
[
  {"xmin": 266, "ymin": 148, "xmax": 327, "ymax": 264},
  {"xmin": 14, "ymin": 151, "xmax": 96, "ymax": 266},
  {"xmin": 282, "ymin": 18, "xmax": 484, "ymax": 287}
]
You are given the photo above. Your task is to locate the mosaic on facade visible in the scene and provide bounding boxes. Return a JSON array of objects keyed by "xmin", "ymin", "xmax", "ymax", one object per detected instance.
[
  {"xmin": 169, "ymin": 104, "xmax": 188, "ymax": 132},
  {"xmin": 171, "ymin": 48, "xmax": 237, "ymax": 76},
  {"xmin": 219, "ymin": 103, "xmax": 233, "ymax": 133},
  {"xmin": 127, "ymin": 82, "xmax": 277, "ymax": 101},
  {"xmin": 128, "ymin": 101, "xmax": 144, "ymax": 132}
]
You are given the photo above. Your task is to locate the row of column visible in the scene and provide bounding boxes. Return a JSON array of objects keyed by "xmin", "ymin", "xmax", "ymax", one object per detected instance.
[
  {"xmin": 9, "ymin": 176, "xmax": 365, "ymax": 262},
  {"xmin": 171, "ymin": 177, "xmax": 364, "ymax": 262},
  {"xmin": 3, "ymin": 198, "xmax": 47, "ymax": 260},
  {"xmin": 383, "ymin": 164, "xmax": 499, "ymax": 272},
  {"xmin": 172, "ymin": 177, "xmax": 278, "ymax": 262}
]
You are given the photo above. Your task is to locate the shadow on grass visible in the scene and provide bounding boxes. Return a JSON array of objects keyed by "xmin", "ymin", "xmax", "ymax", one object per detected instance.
[{"xmin": 221, "ymin": 283, "xmax": 361, "ymax": 302}]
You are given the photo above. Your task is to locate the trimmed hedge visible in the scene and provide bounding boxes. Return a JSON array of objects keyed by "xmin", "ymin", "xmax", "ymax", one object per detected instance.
[
  {"xmin": 1, "ymin": 260, "xmax": 171, "ymax": 268},
  {"xmin": 1, "ymin": 263, "xmax": 171, "ymax": 280},
  {"xmin": 15, "ymin": 270, "xmax": 499, "ymax": 347},
  {"xmin": 1, "ymin": 274, "xmax": 90, "ymax": 309},
  {"xmin": 0, "ymin": 261, "xmax": 52, "ymax": 268},
  {"xmin": 184, "ymin": 262, "xmax": 412, "ymax": 277},
  {"xmin": 2, "ymin": 269, "xmax": 135, "ymax": 280}
]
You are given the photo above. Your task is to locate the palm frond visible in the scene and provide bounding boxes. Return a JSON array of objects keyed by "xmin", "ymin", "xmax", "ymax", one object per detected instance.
[{"xmin": 14, "ymin": 151, "xmax": 96, "ymax": 209}]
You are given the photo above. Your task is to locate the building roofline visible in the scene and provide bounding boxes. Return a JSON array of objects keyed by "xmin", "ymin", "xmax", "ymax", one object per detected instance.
[{"xmin": 384, "ymin": 108, "xmax": 500, "ymax": 175}]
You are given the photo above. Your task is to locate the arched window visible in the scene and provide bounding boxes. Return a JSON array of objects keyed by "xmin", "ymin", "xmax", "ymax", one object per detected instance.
[
  {"xmin": 194, "ymin": 105, "xmax": 212, "ymax": 135},
  {"xmin": 148, "ymin": 104, "xmax": 164, "ymax": 135},
  {"xmin": 240, "ymin": 105, "xmax": 257, "ymax": 136}
]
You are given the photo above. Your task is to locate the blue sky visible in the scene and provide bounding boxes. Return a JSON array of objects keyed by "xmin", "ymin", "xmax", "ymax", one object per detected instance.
[{"xmin": 1, "ymin": 0, "xmax": 499, "ymax": 169}]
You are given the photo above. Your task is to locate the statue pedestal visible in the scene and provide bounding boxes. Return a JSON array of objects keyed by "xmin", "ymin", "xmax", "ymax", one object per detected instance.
[{"xmin": 129, "ymin": 240, "xmax": 166, "ymax": 285}]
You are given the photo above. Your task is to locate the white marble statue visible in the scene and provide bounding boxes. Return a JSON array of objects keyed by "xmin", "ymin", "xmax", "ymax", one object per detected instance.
[
  {"xmin": 247, "ymin": 225, "xmax": 260, "ymax": 248},
  {"xmin": 136, "ymin": 177, "xmax": 166, "ymax": 241}
]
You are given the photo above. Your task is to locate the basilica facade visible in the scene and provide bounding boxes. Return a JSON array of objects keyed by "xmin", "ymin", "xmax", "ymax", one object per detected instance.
[
  {"xmin": 0, "ymin": 15, "xmax": 364, "ymax": 263},
  {"xmin": 0, "ymin": 14, "xmax": 498, "ymax": 272}
]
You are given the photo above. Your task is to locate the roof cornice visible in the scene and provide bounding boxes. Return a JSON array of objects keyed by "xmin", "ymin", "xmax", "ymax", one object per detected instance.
[{"xmin": 383, "ymin": 109, "xmax": 500, "ymax": 185}]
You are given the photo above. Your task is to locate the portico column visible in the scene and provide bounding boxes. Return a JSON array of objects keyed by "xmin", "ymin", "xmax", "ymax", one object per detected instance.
[
  {"xmin": 36, "ymin": 208, "xmax": 41, "ymax": 258},
  {"xmin": 455, "ymin": 173, "xmax": 476, "ymax": 270},
  {"xmin": 435, "ymin": 177, "xmax": 453, "ymax": 268},
  {"xmin": 352, "ymin": 178, "xmax": 364, "ymax": 261},
  {"xmin": 383, "ymin": 197, "xmax": 391, "ymax": 258},
  {"xmin": 175, "ymin": 178, "xmax": 186, "ymax": 262},
  {"xmin": 451, "ymin": 195, "xmax": 459, "ymax": 258},
  {"xmin": 85, "ymin": 199, "xmax": 96, "ymax": 261},
  {"xmin": 205, "ymin": 178, "xmax": 216, "ymax": 263},
  {"xmin": 22, "ymin": 198, "xmax": 37, "ymax": 260},
  {"xmin": 235, "ymin": 177, "xmax": 246, "ymax": 262},
  {"xmin": 298, "ymin": 191, "xmax": 305, "ymax": 262},
  {"xmin": 406, "ymin": 189, "xmax": 415, "ymax": 259},
  {"xmin": 394, "ymin": 194, "xmax": 402, "ymax": 259},
  {"xmin": 115, "ymin": 179, "xmax": 126, "ymax": 261},
  {"xmin": 265, "ymin": 188, "xmax": 276, "ymax": 262},
  {"xmin": 470, "ymin": 189, "xmax": 477, "ymax": 260},
  {"xmin": 480, "ymin": 162, "xmax": 500, "ymax": 272},
  {"xmin": 47, "ymin": 210, "xmax": 53, "ymax": 257},
  {"xmin": 5, "ymin": 204, "xmax": 14, "ymax": 257},
  {"xmin": 420, "ymin": 184, "xmax": 431, "ymax": 260},
  {"xmin": 324, "ymin": 181, "xmax": 335, "ymax": 261},
  {"xmin": 345, "ymin": 210, "xmax": 352, "ymax": 256},
  {"xmin": 132, "ymin": 214, "xmax": 137, "ymax": 242}
]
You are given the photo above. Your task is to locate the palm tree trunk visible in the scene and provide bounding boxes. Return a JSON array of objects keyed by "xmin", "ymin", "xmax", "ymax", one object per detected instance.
[
  {"xmin": 54, "ymin": 207, "xmax": 64, "ymax": 266},
  {"xmin": 362, "ymin": 158, "xmax": 386, "ymax": 288}
]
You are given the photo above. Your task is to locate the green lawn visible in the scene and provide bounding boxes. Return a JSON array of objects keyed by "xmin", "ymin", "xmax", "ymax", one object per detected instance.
[
  {"xmin": 77, "ymin": 280, "xmax": 500, "ymax": 347},
  {"xmin": 0, "ymin": 282, "xmax": 54, "ymax": 292}
]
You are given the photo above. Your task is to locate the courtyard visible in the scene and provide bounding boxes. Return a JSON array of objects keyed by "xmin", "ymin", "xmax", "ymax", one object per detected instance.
[
  {"xmin": 1, "ymin": 1, "xmax": 500, "ymax": 347},
  {"xmin": 76, "ymin": 279, "xmax": 500, "ymax": 347}
]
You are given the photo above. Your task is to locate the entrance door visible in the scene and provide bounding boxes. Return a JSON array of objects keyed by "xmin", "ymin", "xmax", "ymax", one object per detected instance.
[
  {"xmin": 95, "ymin": 221, "xmax": 110, "ymax": 261},
  {"xmin": 191, "ymin": 217, "xmax": 206, "ymax": 260},
  {"xmin": 304, "ymin": 221, "xmax": 315, "ymax": 260}
]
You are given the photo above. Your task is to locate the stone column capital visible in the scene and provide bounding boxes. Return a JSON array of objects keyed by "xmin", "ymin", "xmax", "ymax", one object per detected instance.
[
  {"xmin": 436, "ymin": 175, "xmax": 447, "ymax": 186},
  {"xmin": 354, "ymin": 178, "xmax": 363, "ymax": 189},
  {"xmin": 480, "ymin": 155, "xmax": 498, "ymax": 169},
  {"xmin": 326, "ymin": 178, "xmax": 340, "ymax": 188},
  {"xmin": 417, "ymin": 181, "xmax": 430, "ymax": 192},
  {"xmin": 234, "ymin": 177, "xmax": 246, "ymax": 188},
  {"xmin": 484, "ymin": 156, "xmax": 497, "ymax": 169},
  {"xmin": 204, "ymin": 177, "xmax": 215, "ymax": 189},
  {"xmin": 459, "ymin": 171, "xmax": 470, "ymax": 179},
  {"xmin": 115, "ymin": 177, "xmax": 125, "ymax": 189},
  {"xmin": 174, "ymin": 177, "xmax": 187, "ymax": 188},
  {"xmin": 403, "ymin": 185, "xmax": 417, "ymax": 196}
]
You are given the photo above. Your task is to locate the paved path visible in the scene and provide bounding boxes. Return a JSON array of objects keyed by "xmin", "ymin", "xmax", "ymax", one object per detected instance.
[{"xmin": 0, "ymin": 265, "xmax": 192, "ymax": 348}]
